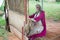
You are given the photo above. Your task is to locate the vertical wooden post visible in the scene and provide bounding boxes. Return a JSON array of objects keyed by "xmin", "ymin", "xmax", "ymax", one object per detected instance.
[
  {"xmin": 41, "ymin": 0, "xmax": 43, "ymax": 9},
  {"xmin": 22, "ymin": 0, "xmax": 27, "ymax": 40},
  {"xmin": 5, "ymin": 0, "xmax": 10, "ymax": 32},
  {"xmin": 24, "ymin": 0, "xmax": 27, "ymax": 24},
  {"xmin": 22, "ymin": 27, "xmax": 24, "ymax": 40}
]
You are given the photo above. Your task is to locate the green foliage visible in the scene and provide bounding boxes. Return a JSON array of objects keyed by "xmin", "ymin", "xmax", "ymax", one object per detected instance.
[
  {"xmin": 0, "ymin": 17, "xmax": 6, "ymax": 26},
  {"xmin": 35, "ymin": 0, "xmax": 40, "ymax": 1},
  {"xmin": 0, "ymin": 5, "xmax": 4, "ymax": 11},
  {"xmin": 56, "ymin": 0, "xmax": 60, "ymax": 2},
  {"xmin": 0, "ymin": 1, "xmax": 8, "ymax": 39}
]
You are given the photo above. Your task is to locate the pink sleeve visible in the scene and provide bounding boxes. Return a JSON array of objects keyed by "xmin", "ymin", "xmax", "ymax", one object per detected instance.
[
  {"xmin": 34, "ymin": 11, "xmax": 45, "ymax": 22},
  {"xmin": 29, "ymin": 14, "xmax": 35, "ymax": 18}
]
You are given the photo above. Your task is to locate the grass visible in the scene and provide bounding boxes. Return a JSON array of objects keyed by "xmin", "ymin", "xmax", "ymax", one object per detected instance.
[
  {"xmin": 29, "ymin": 1, "xmax": 60, "ymax": 21},
  {"xmin": 44, "ymin": 2, "xmax": 60, "ymax": 20},
  {"xmin": 0, "ymin": 16, "xmax": 6, "ymax": 26},
  {"xmin": 0, "ymin": 4, "xmax": 6, "ymax": 38},
  {"xmin": 0, "ymin": 17, "xmax": 8, "ymax": 40}
]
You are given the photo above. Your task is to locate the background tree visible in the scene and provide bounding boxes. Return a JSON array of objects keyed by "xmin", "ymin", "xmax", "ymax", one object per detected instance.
[
  {"xmin": 56, "ymin": 0, "xmax": 60, "ymax": 2},
  {"xmin": 35, "ymin": 0, "xmax": 40, "ymax": 2}
]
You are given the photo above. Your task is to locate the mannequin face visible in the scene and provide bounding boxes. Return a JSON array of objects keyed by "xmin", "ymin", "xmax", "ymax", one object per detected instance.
[{"xmin": 36, "ymin": 5, "xmax": 41, "ymax": 12}]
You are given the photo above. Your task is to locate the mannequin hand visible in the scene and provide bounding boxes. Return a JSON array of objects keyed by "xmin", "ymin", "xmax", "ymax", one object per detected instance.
[{"xmin": 30, "ymin": 19, "xmax": 36, "ymax": 22}]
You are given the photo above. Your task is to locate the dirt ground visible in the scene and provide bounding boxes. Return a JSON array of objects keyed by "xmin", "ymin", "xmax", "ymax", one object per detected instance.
[
  {"xmin": 45, "ymin": 19, "xmax": 60, "ymax": 40},
  {"xmin": 7, "ymin": 19, "xmax": 60, "ymax": 40}
]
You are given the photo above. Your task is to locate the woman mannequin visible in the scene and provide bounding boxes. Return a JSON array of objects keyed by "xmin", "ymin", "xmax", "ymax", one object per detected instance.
[{"xmin": 28, "ymin": 4, "xmax": 46, "ymax": 40}]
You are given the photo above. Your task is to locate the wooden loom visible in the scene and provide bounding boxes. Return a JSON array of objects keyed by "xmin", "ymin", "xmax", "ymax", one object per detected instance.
[{"xmin": 5, "ymin": 0, "xmax": 44, "ymax": 40}]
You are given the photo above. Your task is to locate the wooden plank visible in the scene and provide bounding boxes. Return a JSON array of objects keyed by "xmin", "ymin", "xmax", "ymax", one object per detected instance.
[{"xmin": 10, "ymin": 25, "xmax": 28, "ymax": 40}]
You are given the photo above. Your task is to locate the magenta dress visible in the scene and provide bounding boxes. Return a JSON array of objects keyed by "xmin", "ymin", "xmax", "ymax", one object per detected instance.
[{"xmin": 28, "ymin": 11, "xmax": 46, "ymax": 40}]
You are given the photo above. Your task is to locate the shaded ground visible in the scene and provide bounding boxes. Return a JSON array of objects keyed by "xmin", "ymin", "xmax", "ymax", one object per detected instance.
[{"xmin": 8, "ymin": 19, "xmax": 60, "ymax": 40}]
